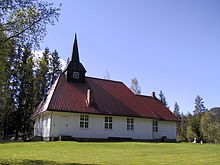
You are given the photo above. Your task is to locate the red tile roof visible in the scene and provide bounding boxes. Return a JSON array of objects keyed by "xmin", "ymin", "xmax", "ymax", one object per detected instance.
[
  {"xmin": 32, "ymin": 73, "xmax": 179, "ymax": 121},
  {"xmin": 137, "ymin": 95, "xmax": 180, "ymax": 121}
]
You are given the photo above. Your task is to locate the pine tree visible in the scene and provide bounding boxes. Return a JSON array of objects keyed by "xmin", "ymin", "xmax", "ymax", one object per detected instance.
[
  {"xmin": 42, "ymin": 47, "xmax": 51, "ymax": 93},
  {"xmin": 49, "ymin": 49, "xmax": 62, "ymax": 86},
  {"xmin": 174, "ymin": 102, "xmax": 180, "ymax": 117},
  {"xmin": 188, "ymin": 95, "xmax": 207, "ymax": 141},
  {"xmin": 194, "ymin": 95, "xmax": 207, "ymax": 115},
  {"xmin": 20, "ymin": 47, "xmax": 35, "ymax": 139},
  {"xmin": 173, "ymin": 102, "xmax": 181, "ymax": 141},
  {"xmin": 34, "ymin": 48, "xmax": 50, "ymax": 103},
  {"xmin": 0, "ymin": 34, "xmax": 16, "ymax": 139},
  {"xmin": 130, "ymin": 78, "xmax": 141, "ymax": 95},
  {"xmin": 158, "ymin": 91, "xmax": 168, "ymax": 107},
  {"xmin": 33, "ymin": 48, "xmax": 62, "ymax": 107},
  {"xmin": 12, "ymin": 44, "xmax": 35, "ymax": 139}
]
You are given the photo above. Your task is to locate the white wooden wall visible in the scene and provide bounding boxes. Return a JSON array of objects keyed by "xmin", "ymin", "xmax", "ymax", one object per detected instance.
[
  {"xmin": 33, "ymin": 112, "xmax": 51, "ymax": 137},
  {"xmin": 34, "ymin": 117, "xmax": 41, "ymax": 136},
  {"xmin": 157, "ymin": 120, "xmax": 176, "ymax": 139},
  {"xmin": 46, "ymin": 111, "xmax": 176, "ymax": 140}
]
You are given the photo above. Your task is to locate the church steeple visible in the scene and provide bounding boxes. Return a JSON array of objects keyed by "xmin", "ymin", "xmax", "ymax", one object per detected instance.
[
  {"xmin": 71, "ymin": 34, "xmax": 79, "ymax": 62},
  {"xmin": 64, "ymin": 34, "xmax": 86, "ymax": 83}
]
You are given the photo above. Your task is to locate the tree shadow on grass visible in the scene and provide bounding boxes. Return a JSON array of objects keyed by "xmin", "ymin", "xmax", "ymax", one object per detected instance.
[{"xmin": 0, "ymin": 159, "xmax": 97, "ymax": 165}]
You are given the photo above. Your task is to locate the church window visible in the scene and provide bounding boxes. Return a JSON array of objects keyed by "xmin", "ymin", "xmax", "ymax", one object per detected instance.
[
  {"xmin": 104, "ymin": 116, "xmax": 112, "ymax": 130},
  {"xmin": 80, "ymin": 114, "xmax": 89, "ymax": 128},
  {"xmin": 127, "ymin": 118, "xmax": 134, "ymax": 130},
  {"xmin": 153, "ymin": 120, "xmax": 158, "ymax": 132}
]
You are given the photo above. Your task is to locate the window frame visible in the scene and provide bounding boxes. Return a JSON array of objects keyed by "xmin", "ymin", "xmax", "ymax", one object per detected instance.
[
  {"xmin": 153, "ymin": 120, "xmax": 158, "ymax": 132},
  {"xmin": 80, "ymin": 114, "xmax": 89, "ymax": 129},
  {"xmin": 127, "ymin": 118, "xmax": 134, "ymax": 131},
  {"xmin": 104, "ymin": 116, "xmax": 113, "ymax": 130}
]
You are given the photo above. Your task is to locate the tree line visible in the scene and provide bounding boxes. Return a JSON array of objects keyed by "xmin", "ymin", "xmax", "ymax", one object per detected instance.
[
  {"xmin": 174, "ymin": 98, "xmax": 220, "ymax": 144},
  {"xmin": 0, "ymin": 0, "xmax": 61, "ymax": 140},
  {"xmin": 0, "ymin": 46, "xmax": 62, "ymax": 140},
  {"xmin": 165, "ymin": 93, "xmax": 220, "ymax": 144}
]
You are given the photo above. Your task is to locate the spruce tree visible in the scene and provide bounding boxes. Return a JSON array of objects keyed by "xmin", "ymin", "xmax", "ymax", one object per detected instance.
[
  {"xmin": 194, "ymin": 95, "xmax": 207, "ymax": 114},
  {"xmin": 159, "ymin": 91, "xmax": 168, "ymax": 107},
  {"xmin": 191, "ymin": 95, "xmax": 207, "ymax": 141},
  {"xmin": 173, "ymin": 102, "xmax": 181, "ymax": 141},
  {"xmin": 34, "ymin": 47, "xmax": 50, "ymax": 103},
  {"xmin": 33, "ymin": 48, "xmax": 62, "ymax": 105},
  {"xmin": 174, "ymin": 102, "xmax": 180, "ymax": 117},
  {"xmin": 20, "ymin": 47, "xmax": 35, "ymax": 139},
  {"xmin": 49, "ymin": 49, "xmax": 62, "ymax": 86},
  {"xmin": 12, "ymin": 44, "xmax": 35, "ymax": 139},
  {"xmin": 0, "ymin": 34, "xmax": 16, "ymax": 139}
]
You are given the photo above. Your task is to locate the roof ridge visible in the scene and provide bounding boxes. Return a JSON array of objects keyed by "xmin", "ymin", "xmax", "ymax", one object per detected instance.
[
  {"xmin": 137, "ymin": 94, "xmax": 162, "ymax": 103},
  {"xmin": 86, "ymin": 76, "xmax": 123, "ymax": 84},
  {"xmin": 136, "ymin": 94, "xmax": 151, "ymax": 98}
]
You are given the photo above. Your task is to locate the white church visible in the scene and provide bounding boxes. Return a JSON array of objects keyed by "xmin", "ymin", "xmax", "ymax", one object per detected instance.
[{"xmin": 32, "ymin": 36, "xmax": 179, "ymax": 141}]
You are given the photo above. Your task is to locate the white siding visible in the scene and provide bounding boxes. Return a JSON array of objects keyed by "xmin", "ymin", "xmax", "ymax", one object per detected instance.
[
  {"xmin": 34, "ymin": 112, "xmax": 51, "ymax": 137},
  {"xmin": 34, "ymin": 117, "xmax": 42, "ymax": 136},
  {"xmin": 157, "ymin": 121, "xmax": 176, "ymax": 139},
  {"xmin": 50, "ymin": 112, "xmax": 153, "ymax": 140},
  {"xmin": 36, "ymin": 112, "xmax": 177, "ymax": 140}
]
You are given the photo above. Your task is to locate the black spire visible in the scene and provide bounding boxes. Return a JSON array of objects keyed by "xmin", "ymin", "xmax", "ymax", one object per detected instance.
[
  {"xmin": 71, "ymin": 34, "xmax": 80, "ymax": 62},
  {"xmin": 64, "ymin": 34, "xmax": 86, "ymax": 82}
]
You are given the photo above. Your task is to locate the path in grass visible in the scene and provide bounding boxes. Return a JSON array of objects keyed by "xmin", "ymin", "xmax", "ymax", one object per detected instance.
[{"xmin": 0, "ymin": 141, "xmax": 220, "ymax": 165}]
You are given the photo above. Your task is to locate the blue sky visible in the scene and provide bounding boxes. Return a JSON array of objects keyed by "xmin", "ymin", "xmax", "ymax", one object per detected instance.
[{"xmin": 41, "ymin": 0, "xmax": 220, "ymax": 114}]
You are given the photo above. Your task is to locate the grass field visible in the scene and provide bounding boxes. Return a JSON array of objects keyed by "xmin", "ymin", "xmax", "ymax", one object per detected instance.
[{"xmin": 0, "ymin": 141, "xmax": 220, "ymax": 165}]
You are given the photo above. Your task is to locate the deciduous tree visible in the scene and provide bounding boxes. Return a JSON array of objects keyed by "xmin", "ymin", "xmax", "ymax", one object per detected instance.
[
  {"xmin": 130, "ymin": 78, "xmax": 141, "ymax": 95},
  {"xmin": 0, "ymin": 0, "xmax": 61, "ymax": 48}
]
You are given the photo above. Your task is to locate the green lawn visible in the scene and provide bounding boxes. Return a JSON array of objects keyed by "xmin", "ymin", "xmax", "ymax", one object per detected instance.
[{"xmin": 0, "ymin": 141, "xmax": 220, "ymax": 165}]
